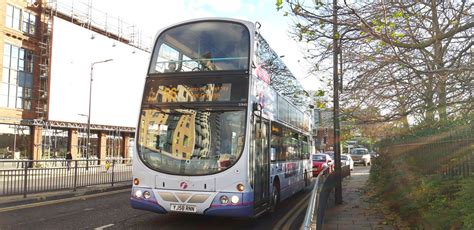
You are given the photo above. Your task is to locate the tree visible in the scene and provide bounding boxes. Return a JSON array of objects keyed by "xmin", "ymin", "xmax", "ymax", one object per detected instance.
[{"xmin": 278, "ymin": 0, "xmax": 473, "ymax": 126}]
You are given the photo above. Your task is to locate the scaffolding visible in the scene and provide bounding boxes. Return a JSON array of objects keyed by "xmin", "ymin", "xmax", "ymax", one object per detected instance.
[
  {"xmin": 36, "ymin": 2, "xmax": 55, "ymax": 120},
  {"xmin": 43, "ymin": 0, "xmax": 152, "ymax": 52},
  {"xmin": 77, "ymin": 125, "xmax": 88, "ymax": 159},
  {"xmin": 37, "ymin": 121, "xmax": 68, "ymax": 161},
  {"xmin": 107, "ymin": 128, "xmax": 122, "ymax": 159}
]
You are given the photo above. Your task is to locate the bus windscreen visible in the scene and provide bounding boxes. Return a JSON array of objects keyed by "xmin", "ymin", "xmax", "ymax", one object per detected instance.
[
  {"xmin": 149, "ymin": 21, "xmax": 250, "ymax": 73},
  {"xmin": 137, "ymin": 108, "xmax": 246, "ymax": 175}
]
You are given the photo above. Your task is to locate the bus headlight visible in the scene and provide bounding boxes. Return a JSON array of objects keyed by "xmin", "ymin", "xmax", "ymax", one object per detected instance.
[
  {"xmin": 143, "ymin": 191, "xmax": 151, "ymax": 200},
  {"xmin": 135, "ymin": 190, "xmax": 143, "ymax": 198},
  {"xmin": 231, "ymin": 195, "xmax": 239, "ymax": 204},
  {"xmin": 220, "ymin": 195, "xmax": 229, "ymax": 204}
]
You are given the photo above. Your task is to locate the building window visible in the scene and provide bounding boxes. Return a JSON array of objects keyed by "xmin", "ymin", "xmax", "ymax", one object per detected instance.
[
  {"xmin": 183, "ymin": 135, "xmax": 189, "ymax": 147},
  {"xmin": 6, "ymin": 5, "xmax": 21, "ymax": 30},
  {"xmin": 22, "ymin": 11, "xmax": 36, "ymax": 35},
  {"xmin": 1, "ymin": 44, "xmax": 33, "ymax": 109},
  {"xmin": 5, "ymin": 4, "xmax": 36, "ymax": 35}
]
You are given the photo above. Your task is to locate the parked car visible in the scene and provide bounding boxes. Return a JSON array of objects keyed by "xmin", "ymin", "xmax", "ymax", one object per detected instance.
[
  {"xmin": 341, "ymin": 154, "xmax": 354, "ymax": 171},
  {"xmin": 370, "ymin": 151, "xmax": 379, "ymax": 159},
  {"xmin": 312, "ymin": 153, "xmax": 334, "ymax": 176},
  {"xmin": 325, "ymin": 151, "xmax": 334, "ymax": 159},
  {"xmin": 350, "ymin": 147, "xmax": 371, "ymax": 166}
]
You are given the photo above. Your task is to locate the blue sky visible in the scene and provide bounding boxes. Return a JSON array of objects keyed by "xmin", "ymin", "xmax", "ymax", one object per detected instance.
[{"xmin": 56, "ymin": 0, "xmax": 320, "ymax": 91}]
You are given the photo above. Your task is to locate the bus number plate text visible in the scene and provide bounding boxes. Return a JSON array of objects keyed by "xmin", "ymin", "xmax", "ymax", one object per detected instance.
[{"xmin": 170, "ymin": 204, "xmax": 197, "ymax": 213}]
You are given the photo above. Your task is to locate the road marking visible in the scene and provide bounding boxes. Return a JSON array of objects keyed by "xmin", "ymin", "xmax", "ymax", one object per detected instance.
[
  {"xmin": 274, "ymin": 192, "xmax": 311, "ymax": 230},
  {"xmin": 283, "ymin": 198, "xmax": 309, "ymax": 230},
  {"xmin": 94, "ymin": 224, "xmax": 114, "ymax": 230},
  {"xmin": 0, "ymin": 188, "xmax": 130, "ymax": 213}
]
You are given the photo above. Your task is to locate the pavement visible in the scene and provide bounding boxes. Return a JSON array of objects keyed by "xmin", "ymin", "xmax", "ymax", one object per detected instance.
[
  {"xmin": 0, "ymin": 181, "xmax": 131, "ymax": 210},
  {"xmin": 323, "ymin": 167, "xmax": 395, "ymax": 230}
]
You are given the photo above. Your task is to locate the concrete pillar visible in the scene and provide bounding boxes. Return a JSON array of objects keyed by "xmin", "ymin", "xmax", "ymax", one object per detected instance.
[
  {"xmin": 98, "ymin": 132, "xmax": 107, "ymax": 163},
  {"xmin": 68, "ymin": 129, "xmax": 78, "ymax": 159},
  {"xmin": 31, "ymin": 126, "xmax": 42, "ymax": 160},
  {"xmin": 122, "ymin": 133, "xmax": 131, "ymax": 158}
]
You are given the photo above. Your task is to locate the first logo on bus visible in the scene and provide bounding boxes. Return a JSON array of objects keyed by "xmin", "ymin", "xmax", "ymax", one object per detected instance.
[{"xmin": 180, "ymin": 181, "xmax": 188, "ymax": 189}]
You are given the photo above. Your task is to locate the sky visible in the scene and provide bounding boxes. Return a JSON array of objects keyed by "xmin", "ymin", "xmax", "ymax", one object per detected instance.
[{"xmin": 54, "ymin": 0, "xmax": 320, "ymax": 91}]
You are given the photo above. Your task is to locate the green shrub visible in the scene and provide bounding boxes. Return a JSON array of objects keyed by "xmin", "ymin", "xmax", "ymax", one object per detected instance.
[{"xmin": 371, "ymin": 116, "xmax": 474, "ymax": 228}]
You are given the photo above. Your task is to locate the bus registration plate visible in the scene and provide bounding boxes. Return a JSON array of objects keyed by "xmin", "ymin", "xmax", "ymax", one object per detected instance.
[{"xmin": 170, "ymin": 204, "xmax": 196, "ymax": 213}]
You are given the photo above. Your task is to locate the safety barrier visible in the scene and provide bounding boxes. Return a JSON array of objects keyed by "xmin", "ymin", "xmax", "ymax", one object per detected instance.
[
  {"xmin": 0, "ymin": 158, "xmax": 132, "ymax": 197},
  {"xmin": 302, "ymin": 165, "xmax": 350, "ymax": 230}
]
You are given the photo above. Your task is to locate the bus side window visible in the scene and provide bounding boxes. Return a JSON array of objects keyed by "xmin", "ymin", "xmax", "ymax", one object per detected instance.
[{"xmin": 271, "ymin": 123, "xmax": 283, "ymax": 162}]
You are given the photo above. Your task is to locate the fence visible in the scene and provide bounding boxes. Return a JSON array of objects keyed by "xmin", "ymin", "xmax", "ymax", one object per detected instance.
[
  {"xmin": 0, "ymin": 158, "xmax": 132, "ymax": 197},
  {"xmin": 378, "ymin": 122, "xmax": 474, "ymax": 178},
  {"xmin": 384, "ymin": 138, "xmax": 473, "ymax": 177},
  {"xmin": 302, "ymin": 165, "xmax": 350, "ymax": 230}
]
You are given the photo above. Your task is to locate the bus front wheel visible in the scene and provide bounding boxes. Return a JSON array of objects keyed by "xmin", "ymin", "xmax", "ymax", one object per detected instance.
[{"xmin": 304, "ymin": 171, "xmax": 309, "ymax": 187}]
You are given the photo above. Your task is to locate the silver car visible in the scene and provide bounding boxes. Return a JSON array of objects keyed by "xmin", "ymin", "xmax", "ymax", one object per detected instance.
[{"xmin": 350, "ymin": 148, "xmax": 371, "ymax": 166}]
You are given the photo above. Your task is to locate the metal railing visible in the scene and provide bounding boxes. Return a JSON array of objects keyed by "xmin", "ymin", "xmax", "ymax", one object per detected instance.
[
  {"xmin": 0, "ymin": 158, "xmax": 132, "ymax": 197},
  {"xmin": 302, "ymin": 165, "xmax": 350, "ymax": 230}
]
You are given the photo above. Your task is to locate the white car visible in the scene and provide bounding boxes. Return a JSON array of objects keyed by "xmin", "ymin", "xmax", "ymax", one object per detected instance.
[
  {"xmin": 350, "ymin": 147, "xmax": 371, "ymax": 166},
  {"xmin": 341, "ymin": 154, "xmax": 354, "ymax": 170}
]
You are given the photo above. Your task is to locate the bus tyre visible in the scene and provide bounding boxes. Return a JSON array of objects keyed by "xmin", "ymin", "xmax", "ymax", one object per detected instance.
[
  {"xmin": 270, "ymin": 183, "xmax": 280, "ymax": 213},
  {"xmin": 304, "ymin": 171, "xmax": 308, "ymax": 187}
]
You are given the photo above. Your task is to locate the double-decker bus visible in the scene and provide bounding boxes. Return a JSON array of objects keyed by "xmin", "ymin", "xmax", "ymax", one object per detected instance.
[{"xmin": 131, "ymin": 18, "xmax": 314, "ymax": 217}]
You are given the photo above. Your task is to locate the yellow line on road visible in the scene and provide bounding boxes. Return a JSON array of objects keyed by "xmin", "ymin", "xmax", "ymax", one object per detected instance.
[
  {"xmin": 274, "ymin": 192, "xmax": 311, "ymax": 230},
  {"xmin": 0, "ymin": 188, "xmax": 130, "ymax": 213}
]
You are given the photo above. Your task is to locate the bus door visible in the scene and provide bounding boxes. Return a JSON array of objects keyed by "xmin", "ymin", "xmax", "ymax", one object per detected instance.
[{"xmin": 252, "ymin": 117, "xmax": 270, "ymax": 212}]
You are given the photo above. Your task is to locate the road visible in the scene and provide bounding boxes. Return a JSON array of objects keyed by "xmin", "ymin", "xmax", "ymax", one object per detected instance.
[{"xmin": 0, "ymin": 181, "xmax": 316, "ymax": 229}]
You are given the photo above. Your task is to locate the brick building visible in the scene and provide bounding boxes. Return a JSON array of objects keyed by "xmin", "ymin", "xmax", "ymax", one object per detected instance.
[
  {"xmin": 0, "ymin": 0, "xmax": 150, "ymax": 161},
  {"xmin": 312, "ymin": 109, "xmax": 335, "ymax": 152}
]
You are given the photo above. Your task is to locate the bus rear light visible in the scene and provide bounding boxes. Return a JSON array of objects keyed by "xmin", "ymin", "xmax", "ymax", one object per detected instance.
[
  {"xmin": 237, "ymin": 183, "xmax": 244, "ymax": 192},
  {"xmin": 133, "ymin": 178, "xmax": 140, "ymax": 185},
  {"xmin": 220, "ymin": 195, "xmax": 229, "ymax": 204},
  {"xmin": 143, "ymin": 191, "xmax": 151, "ymax": 200}
]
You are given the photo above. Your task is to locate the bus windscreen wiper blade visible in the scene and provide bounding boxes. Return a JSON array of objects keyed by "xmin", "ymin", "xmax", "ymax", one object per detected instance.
[{"xmin": 147, "ymin": 105, "xmax": 194, "ymax": 115}]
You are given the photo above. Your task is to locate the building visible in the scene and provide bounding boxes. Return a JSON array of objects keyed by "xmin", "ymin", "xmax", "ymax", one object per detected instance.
[
  {"xmin": 312, "ymin": 109, "xmax": 335, "ymax": 152},
  {"xmin": 0, "ymin": 0, "xmax": 151, "ymax": 161}
]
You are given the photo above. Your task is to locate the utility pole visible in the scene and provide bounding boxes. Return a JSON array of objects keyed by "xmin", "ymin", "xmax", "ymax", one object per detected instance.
[
  {"xmin": 333, "ymin": 0, "xmax": 343, "ymax": 205},
  {"xmin": 87, "ymin": 59, "xmax": 113, "ymax": 170}
]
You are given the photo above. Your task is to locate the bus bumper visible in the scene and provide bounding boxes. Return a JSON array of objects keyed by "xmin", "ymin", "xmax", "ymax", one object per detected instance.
[
  {"xmin": 204, "ymin": 204, "xmax": 254, "ymax": 217},
  {"xmin": 130, "ymin": 197, "xmax": 167, "ymax": 214}
]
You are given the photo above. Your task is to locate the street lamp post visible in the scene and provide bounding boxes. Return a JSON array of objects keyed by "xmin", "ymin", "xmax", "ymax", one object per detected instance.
[{"xmin": 86, "ymin": 59, "xmax": 113, "ymax": 170}]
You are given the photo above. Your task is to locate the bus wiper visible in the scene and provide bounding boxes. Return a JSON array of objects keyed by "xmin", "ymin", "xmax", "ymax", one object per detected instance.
[
  {"xmin": 198, "ymin": 108, "xmax": 241, "ymax": 113},
  {"xmin": 148, "ymin": 105, "xmax": 194, "ymax": 115}
]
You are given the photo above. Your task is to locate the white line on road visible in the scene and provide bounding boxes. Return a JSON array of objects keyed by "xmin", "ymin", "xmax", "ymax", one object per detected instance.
[{"xmin": 94, "ymin": 224, "xmax": 114, "ymax": 230}]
